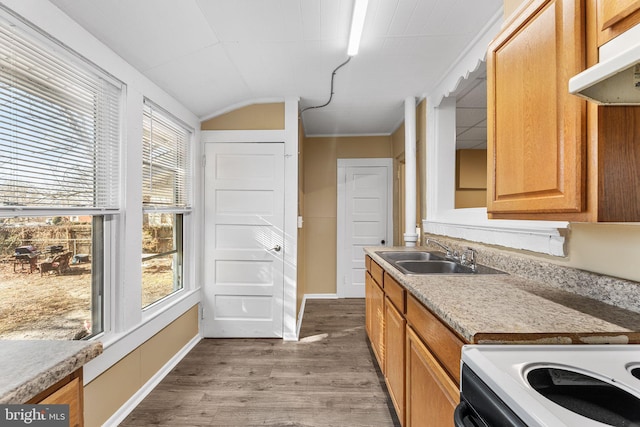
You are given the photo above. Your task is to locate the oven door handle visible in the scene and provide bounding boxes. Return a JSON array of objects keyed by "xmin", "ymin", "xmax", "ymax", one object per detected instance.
[{"xmin": 454, "ymin": 401, "xmax": 484, "ymax": 427}]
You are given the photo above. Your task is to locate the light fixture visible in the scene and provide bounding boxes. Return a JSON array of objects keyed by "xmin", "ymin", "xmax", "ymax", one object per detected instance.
[{"xmin": 347, "ymin": 0, "xmax": 368, "ymax": 56}]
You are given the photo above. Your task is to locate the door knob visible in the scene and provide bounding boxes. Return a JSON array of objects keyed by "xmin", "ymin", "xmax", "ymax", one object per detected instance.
[
  {"xmin": 270, "ymin": 245, "xmax": 281, "ymax": 252},
  {"xmin": 381, "ymin": 240, "xmax": 386, "ymax": 245}
]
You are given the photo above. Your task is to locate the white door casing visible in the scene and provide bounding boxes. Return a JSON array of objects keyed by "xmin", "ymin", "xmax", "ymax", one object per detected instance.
[
  {"xmin": 203, "ymin": 142, "xmax": 285, "ymax": 337},
  {"xmin": 337, "ymin": 158, "xmax": 393, "ymax": 298}
]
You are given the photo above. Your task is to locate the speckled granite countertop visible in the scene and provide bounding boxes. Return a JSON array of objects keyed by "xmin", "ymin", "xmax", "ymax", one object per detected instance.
[
  {"xmin": 366, "ymin": 247, "xmax": 640, "ymax": 344},
  {"xmin": 0, "ymin": 340, "xmax": 102, "ymax": 403}
]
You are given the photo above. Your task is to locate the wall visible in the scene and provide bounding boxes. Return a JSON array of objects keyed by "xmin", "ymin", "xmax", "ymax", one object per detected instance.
[
  {"xmin": 303, "ymin": 135, "xmax": 392, "ymax": 294},
  {"xmin": 84, "ymin": 306, "xmax": 199, "ymax": 427},
  {"xmin": 455, "ymin": 149, "xmax": 487, "ymax": 209},
  {"xmin": 201, "ymin": 103, "xmax": 285, "ymax": 130}
]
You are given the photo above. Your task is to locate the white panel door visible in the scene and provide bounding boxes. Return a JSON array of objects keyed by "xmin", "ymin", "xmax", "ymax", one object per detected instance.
[
  {"xmin": 338, "ymin": 159, "xmax": 392, "ymax": 298},
  {"xmin": 203, "ymin": 142, "xmax": 285, "ymax": 337}
]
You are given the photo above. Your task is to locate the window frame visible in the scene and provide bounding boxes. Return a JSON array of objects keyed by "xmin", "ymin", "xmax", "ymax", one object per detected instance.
[{"xmin": 141, "ymin": 99, "xmax": 193, "ymax": 310}]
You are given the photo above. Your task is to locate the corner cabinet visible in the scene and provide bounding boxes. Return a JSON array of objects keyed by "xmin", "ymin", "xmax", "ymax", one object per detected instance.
[
  {"xmin": 365, "ymin": 256, "xmax": 467, "ymax": 427},
  {"xmin": 487, "ymin": 0, "xmax": 640, "ymax": 222}
]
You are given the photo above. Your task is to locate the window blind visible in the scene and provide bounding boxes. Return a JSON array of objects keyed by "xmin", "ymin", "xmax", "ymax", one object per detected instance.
[
  {"xmin": 0, "ymin": 11, "xmax": 122, "ymax": 210},
  {"xmin": 142, "ymin": 100, "xmax": 191, "ymax": 209}
]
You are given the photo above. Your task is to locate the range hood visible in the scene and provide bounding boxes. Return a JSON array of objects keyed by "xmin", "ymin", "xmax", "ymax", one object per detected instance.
[{"xmin": 569, "ymin": 24, "xmax": 640, "ymax": 104}]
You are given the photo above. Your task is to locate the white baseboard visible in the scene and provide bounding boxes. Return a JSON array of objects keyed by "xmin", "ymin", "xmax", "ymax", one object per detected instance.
[
  {"xmin": 294, "ymin": 297, "xmax": 307, "ymax": 341},
  {"xmin": 102, "ymin": 334, "xmax": 202, "ymax": 426}
]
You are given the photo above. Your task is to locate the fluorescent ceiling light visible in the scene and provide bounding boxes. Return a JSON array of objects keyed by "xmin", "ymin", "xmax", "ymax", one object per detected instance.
[{"xmin": 347, "ymin": 0, "xmax": 368, "ymax": 56}]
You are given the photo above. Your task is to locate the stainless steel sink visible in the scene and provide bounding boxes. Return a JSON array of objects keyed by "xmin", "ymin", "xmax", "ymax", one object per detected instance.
[
  {"xmin": 375, "ymin": 250, "xmax": 505, "ymax": 275},
  {"xmin": 376, "ymin": 251, "xmax": 444, "ymax": 262},
  {"xmin": 396, "ymin": 260, "xmax": 472, "ymax": 274}
]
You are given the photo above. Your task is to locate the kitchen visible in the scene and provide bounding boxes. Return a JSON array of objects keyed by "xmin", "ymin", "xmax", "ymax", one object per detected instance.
[{"xmin": 0, "ymin": 0, "xmax": 640, "ymax": 426}]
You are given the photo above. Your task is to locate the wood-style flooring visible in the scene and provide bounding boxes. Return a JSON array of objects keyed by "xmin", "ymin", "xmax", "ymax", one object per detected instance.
[{"xmin": 120, "ymin": 299, "xmax": 400, "ymax": 426}]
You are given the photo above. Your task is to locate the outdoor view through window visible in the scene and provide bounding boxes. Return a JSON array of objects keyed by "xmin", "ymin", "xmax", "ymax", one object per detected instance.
[{"xmin": 0, "ymin": 216, "xmax": 99, "ymax": 339}]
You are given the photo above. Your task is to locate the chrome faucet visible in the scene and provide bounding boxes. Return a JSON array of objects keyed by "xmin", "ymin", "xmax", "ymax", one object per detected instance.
[
  {"xmin": 426, "ymin": 239, "xmax": 454, "ymax": 258},
  {"xmin": 461, "ymin": 247, "xmax": 477, "ymax": 272}
]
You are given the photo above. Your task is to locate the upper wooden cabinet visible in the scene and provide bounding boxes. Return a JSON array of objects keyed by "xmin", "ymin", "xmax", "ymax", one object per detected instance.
[
  {"xmin": 596, "ymin": 0, "xmax": 640, "ymax": 45},
  {"xmin": 487, "ymin": 0, "xmax": 586, "ymax": 216},
  {"xmin": 487, "ymin": 0, "xmax": 640, "ymax": 221}
]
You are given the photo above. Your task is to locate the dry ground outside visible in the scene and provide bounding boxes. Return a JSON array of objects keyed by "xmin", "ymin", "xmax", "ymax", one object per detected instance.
[{"xmin": 0, "ymin": 257, "xmax": 174, "ymax": 340}]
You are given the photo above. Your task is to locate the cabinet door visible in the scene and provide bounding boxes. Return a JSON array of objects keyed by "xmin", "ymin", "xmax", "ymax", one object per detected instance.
[
  {"xmin": 487, "ymin": 0, "xmax": 586, "ymax": 216},
  {"xmin": 385, "ymin": 297, "xmax": 406, "ymax": 426},
  {"xmin": 368, "ymin": 275, "xmax": 385, "ymax": 372},
  {"xmin": 597, "ymin": 0, "xmax": 640, "ymax": 45},
  {"xmin": 405, "ymin": 326, "xmax": 459, "ymax": 427},
  {"xmin": 38, "ymin": 377, "xmax": 83, "ymax": 427},
  {"xmin": 365, "ymin": 272, "xmax": 373, "ymax": 336}
]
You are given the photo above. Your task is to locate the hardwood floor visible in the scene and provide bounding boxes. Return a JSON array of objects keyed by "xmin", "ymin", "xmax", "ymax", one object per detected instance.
[{"xmin": 120, "ymin": 299, "xmax": 400, "ymax": 426}]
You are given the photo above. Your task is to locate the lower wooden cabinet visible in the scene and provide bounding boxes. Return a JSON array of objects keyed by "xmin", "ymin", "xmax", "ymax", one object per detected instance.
[
  {"xmin": 366, "ymin": 270, "xmax": 385, "ymax": 371},
  {"xmin": 405, "ymin": 326, "xmax": 459, "ymax": 427},
  {"xmin": 385, "ymin": 296, "xmax": 406, "ymax": 425},
  {"xmin": 27, "ymin": 369, "xmax": 83, "ymax": 427},
  {"xmin": 365, "ymin": 256, "xmax": 465, "ymax": 427}
]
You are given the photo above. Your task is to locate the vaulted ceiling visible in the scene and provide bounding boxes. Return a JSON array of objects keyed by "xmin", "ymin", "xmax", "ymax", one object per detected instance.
[{"xmin": 50, "ymin": 0, "xmax": 502, "ymax": 136}]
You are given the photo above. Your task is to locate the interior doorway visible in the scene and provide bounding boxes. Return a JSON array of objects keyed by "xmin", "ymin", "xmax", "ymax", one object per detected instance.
[
  {"xmin": 337, "ymin": 158, "xmax": 393, "ymax": 298},
  {"xmin": 203, "ymin": 142, "xmax": 285, "ymax": 337}
]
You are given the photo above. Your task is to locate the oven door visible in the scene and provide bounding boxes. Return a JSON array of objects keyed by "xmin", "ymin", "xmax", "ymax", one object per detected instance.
[{"xmin": 456, "ymin": 363, "xmax": 528, "ymax": 427}]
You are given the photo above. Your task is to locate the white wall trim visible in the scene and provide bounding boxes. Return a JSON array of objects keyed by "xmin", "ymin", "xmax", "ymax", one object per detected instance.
[
  {"xmin": 282, "ymin": 96, "xmax": 300, "ymax": 342},
  {"xmin": 423, "ymin": 219, "xmax": 567, "ymax": 257},
  {"xmin": 101, "ymin": 334, "xmax": 202, "ymax": 427},
  {"xmin": 337, "ymin": 158, "xmax": 393, "ymax": 298},
  {"xmin": 294, "ymin": 296, "xmax": 307, "ymax": 341}
]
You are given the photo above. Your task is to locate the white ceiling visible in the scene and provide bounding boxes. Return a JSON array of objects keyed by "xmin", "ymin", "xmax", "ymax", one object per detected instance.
[{"xmin": 49, "ymin": 0, "xmax": 502, "ymax": 136}]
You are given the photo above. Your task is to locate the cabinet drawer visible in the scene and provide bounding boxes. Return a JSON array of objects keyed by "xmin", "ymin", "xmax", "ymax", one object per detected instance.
[
  {"xmin": 406, "ymin": 294, "xmax": 465, "ymax": 384},
  {"xmin": 365, "ymin": 255, "xmax": 372, "ymax": 273},
  {"xmin": 370, "ymin": 260, "xmax": 384, "ymax": 288},
  {"xmin": 383, "ymin": 272, "xmax": 405, "ymax": 313}
]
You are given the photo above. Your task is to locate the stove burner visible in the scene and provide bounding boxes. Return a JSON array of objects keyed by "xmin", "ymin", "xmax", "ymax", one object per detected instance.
[{"xmin": 527, "ymin": 367, "xmax": 640, "ymax": 426}]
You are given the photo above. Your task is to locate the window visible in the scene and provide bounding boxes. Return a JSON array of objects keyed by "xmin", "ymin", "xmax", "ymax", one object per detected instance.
[
  {"xmin": 0, "ymin": 10, "xmax": 122, "ymax": 339},
  {"xmin": 142, "ymin": 100, "xmax": 191, "ymax": 308}
]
